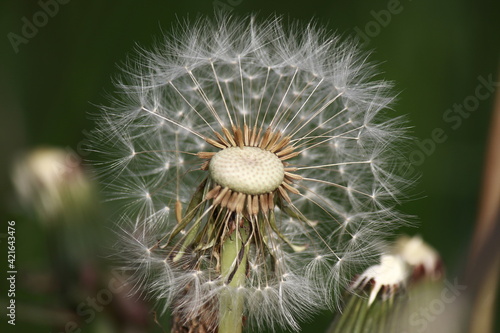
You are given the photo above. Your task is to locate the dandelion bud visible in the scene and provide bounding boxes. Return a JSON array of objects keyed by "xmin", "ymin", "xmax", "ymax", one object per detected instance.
[
  {"xmin": 12, "ymin": 147, "xmax": 94, "ymax": 223},
  {"xmin": 329, "ymin": 236, "xmax": 446, "ymax": 333},
  {"xmin": 393, "ymin": 235, "xmax": 443, "ymax": 280},
  {"xmin": 351, "ymin": 254, "xmax": 409, "ymax": 305},
  {"xmin": 11, "ymin": 147, "xmax": 101, "ymax": 310},
  {"xmin": 91, "ymin": 13, "xmax": 411, "ymax": 331}
]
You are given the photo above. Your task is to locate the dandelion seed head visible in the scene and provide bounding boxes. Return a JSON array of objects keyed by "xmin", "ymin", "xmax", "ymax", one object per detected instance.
[{"xmin": 91, "ymin": 13, "xmax": 411, "ymax": 331}]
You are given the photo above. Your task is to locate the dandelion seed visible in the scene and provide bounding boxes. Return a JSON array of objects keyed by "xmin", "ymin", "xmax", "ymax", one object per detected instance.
[{"xmin": 91, "ymin": 13, "xmax": 410, "ymax": 332}]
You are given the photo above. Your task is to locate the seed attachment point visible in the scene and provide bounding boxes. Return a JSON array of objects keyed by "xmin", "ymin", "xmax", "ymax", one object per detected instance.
[{"xmin": 209, "ymin": 147, "xmax": 285, "ymax": 196}]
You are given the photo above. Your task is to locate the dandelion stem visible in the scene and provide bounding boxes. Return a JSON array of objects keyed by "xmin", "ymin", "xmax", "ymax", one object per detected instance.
[{"xmin": 218, "ymin": 221, "xmax": 249, "ymax": 333}]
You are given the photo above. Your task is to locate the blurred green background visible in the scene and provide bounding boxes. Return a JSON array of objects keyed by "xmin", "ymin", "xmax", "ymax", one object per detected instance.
[{"xmin": 1, "ymin": 0, "xmax": 498, "ymax": 332}]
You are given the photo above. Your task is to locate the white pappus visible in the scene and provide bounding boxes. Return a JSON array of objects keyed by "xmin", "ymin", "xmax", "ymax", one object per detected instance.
[{"xmin": 90, "ymin": 13, "xmax": 411, "ymax": 332}]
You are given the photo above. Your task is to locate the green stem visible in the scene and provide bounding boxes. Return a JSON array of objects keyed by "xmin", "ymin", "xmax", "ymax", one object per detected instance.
[{"xmin": 218, "ymin": 223, "xmax": 249, "ymax": 333}]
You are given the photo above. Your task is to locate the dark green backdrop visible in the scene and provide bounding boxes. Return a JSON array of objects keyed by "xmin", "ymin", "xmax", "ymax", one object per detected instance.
[{"xmin": 1, "ymin": 0, "xmax": 498, "ymax": 332}]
